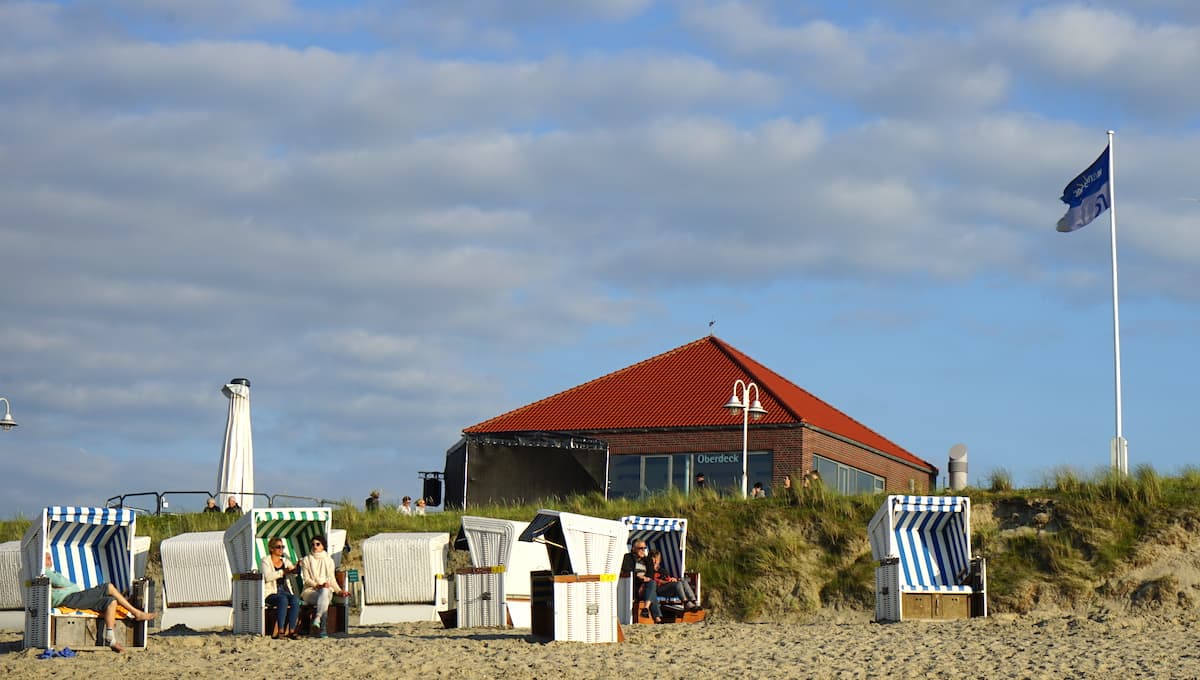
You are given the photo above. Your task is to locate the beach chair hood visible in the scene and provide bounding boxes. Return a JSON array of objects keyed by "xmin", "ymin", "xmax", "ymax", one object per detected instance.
[
  {"xmin": 518, "ymin": 510, "xmax": 628, "ymax": 575},
  {"xmin": 20, "ymin": 506, "xmax": 138, "ymax": 593},
  {"xmin": 223, "ymin": 507, "xmax": 332, "ymax": 574},
  {"xmin": 620, "ymin": 516, "xmax": 687, "ymax": 578}
]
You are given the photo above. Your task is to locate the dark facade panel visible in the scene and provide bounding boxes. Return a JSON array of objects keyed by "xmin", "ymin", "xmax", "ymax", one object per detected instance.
[{"xmin": 443, "ymin": 432, "xmax": 609, "ymax": 509}]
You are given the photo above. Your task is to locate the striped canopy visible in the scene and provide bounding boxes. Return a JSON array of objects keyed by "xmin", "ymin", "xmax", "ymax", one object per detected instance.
[
  {"xmin": 621, "ymin": 516, "xmax": 687, "ymax": 579},
  {"xmin": 223, "ymin": 507, "xmax": 332, "ymax": 574},
  {"xmin": 868, "ymin": 495, "xmax": 972, "ymax": 590},
  {"xmin": 21, "ymin": 506, "xmax": 138, "ymax": 592}
]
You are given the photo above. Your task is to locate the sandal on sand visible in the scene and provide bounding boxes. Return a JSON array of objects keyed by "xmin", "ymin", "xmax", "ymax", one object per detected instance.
[
  {"xmin": 37, "ymin": 648, "xmax": 57, "ymax": 659},
  {"xmin": 58, "ymin": 647, "xmax": 76, "ymax": 658}
]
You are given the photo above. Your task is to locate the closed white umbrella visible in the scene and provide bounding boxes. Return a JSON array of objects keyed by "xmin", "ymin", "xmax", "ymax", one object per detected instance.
[{"xmin": 217, "ymin": 378, "xmax": 254, "ymax": 512}]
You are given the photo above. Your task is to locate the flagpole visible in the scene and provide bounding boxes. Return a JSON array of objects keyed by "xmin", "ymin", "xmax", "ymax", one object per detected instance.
[{"xmin": 1106, "ymin": 129, "xmax": 1128, "ymax": 474}]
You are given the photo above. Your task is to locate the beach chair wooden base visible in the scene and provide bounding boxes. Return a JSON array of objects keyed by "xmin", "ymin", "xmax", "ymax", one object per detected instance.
[
  {"xmin": 50, "ymin": 616, "xmax": 137, "ymax": 651},
  {"xmin": 265, "ymin": 602, "xmax": 348, "ymax": 636},
  {"xmin": 900, "ymin": 593, "xmax": 970, "ymax": 621}
]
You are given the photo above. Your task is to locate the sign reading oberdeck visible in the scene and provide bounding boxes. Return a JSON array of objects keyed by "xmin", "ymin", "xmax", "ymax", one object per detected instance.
[{"xmin": 696, "ymin": 453, "xmax": 740, "ymax": 464}]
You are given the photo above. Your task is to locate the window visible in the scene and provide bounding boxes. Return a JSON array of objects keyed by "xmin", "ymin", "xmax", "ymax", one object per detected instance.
[
  {"xmin": 812, "ymin": 454, "xmax": 884, "ymax": 495},
  {"xmin": 608, "ymin": 451, "xmax": 774, "ymax": 498}
]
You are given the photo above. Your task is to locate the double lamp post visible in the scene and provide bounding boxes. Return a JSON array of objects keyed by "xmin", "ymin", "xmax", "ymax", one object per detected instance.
[{"xmin": 722, "ymin": 379, "xmax": 766, "ymax": 498}]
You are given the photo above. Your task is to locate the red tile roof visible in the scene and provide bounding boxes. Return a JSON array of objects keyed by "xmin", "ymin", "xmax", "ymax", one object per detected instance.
[{"xmin": 465, "ymin": 336, "xmax": 934, "ymax": 472}]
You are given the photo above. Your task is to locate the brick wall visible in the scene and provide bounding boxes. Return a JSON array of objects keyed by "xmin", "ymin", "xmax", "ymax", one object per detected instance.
[{"xmin": 570, "ymin": 424, "xmax": 935, "ymax": 494}]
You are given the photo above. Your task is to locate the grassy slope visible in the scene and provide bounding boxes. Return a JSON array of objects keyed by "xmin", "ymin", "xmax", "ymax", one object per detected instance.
[{"xmin": 4, "ymin": 466, "xmax": 1199, "ymax": 621}]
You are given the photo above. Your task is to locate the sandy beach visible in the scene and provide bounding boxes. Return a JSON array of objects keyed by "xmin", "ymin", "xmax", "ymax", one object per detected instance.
[{"xmin": 3, "ymin": 610, "xmax": 1198, "ymax": 679}]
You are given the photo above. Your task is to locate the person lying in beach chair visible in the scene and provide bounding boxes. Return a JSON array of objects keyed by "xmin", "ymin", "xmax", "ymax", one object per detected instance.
[
  {"xmin": 43, "ymin": 552, "xmax": 156, "ymax": 652},
  {"xmin": 621, "ymin": 540, "xmax": 661, "ymax": 623}
]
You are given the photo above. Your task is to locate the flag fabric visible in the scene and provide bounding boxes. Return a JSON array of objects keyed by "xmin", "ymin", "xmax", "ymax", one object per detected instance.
[{"xmin": 1056, "ymin": 146, "xmax": 1111, "ymax": 232}]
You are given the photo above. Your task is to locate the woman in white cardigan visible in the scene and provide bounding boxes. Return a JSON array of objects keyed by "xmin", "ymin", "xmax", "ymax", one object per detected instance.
[{"xmin": 299, "ymin": 534, "xmax": 348, "ymax": 636}]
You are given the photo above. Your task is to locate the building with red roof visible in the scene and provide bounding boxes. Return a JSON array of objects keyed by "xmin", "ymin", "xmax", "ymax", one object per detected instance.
[{"xmin": 447, "ymin": 335, "xmax": 937, "ymax": 506}]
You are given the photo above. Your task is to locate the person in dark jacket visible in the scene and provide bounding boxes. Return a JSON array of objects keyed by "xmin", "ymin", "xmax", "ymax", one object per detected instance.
[{"xmin": 621, "ymin": 540, "xmax": 660, "ymax": 623}]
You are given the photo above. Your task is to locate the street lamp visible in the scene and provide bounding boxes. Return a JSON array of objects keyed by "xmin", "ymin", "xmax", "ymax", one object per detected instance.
[
  {"xmin": 722, "ymin": 379, "xmax": 766, "ymax": 498},
  {"xmin": 0, "ymin": 397, "xmax": 17, "ymax": 431}
]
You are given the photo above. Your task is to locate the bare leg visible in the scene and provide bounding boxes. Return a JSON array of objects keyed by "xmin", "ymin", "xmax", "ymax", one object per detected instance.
[
  {"xmin": 103, "ymin": 601, "xmax": 124, "ymax": 652},
  {"xmin": 104, "ymin": 583, "xmax": 156, "ymax": 621}
]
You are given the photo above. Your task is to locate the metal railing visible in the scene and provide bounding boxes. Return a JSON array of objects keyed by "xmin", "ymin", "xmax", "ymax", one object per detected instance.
[{"xmin": 104, "ymin": 490, "xmax": 339, "ymax": 515}]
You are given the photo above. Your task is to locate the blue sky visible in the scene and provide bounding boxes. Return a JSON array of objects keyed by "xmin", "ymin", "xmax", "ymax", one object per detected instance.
[{"xmin": 2, "ymin": 0, "xmax": 1199, "ymax": 517}]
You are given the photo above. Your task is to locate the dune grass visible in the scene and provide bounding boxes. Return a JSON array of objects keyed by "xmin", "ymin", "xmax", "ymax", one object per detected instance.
[{"xmin": 5, "ymin": 468, "xmax": 1200, "ymax": 620}]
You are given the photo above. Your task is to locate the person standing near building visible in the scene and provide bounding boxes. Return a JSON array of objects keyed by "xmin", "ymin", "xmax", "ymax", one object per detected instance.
[
  {"xmin": 364, "ymin": 490, "xmax": 381, "ymax": 512},
  {"xmin": 399, "ymin": 496, "xmax": 413, "ymax": 515}
]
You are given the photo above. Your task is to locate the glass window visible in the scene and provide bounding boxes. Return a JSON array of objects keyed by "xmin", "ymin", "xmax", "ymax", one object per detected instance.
[
  {"xmin": 748, "ymin": 452, "xmax": 774, "ymax": 496},
  {"xmin": 609, "ymin": 456, "xmax": 642, "ymax": 499},
  {"xmin": 643, "ymin": 455, "xmax": 670, "ymax": 495},
  {"xmin": 812, "ymin": 454, "xmax": 884, "ymax": 496},
  {"xmin": 672, "ymin": 454, "xmax": 691, "ymax": 491}
]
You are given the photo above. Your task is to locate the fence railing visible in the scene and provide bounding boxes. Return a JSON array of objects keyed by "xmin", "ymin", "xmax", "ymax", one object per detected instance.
[{"xmin": 104, "ymin": 490, "xmax": 339, "ymax": 515}]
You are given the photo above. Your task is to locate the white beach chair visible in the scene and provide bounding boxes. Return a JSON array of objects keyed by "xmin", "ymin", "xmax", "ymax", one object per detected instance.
[
  {"xmin": 867, "ymin": 495, "xmax": 987, "ymax": 622},
  {"xmin": 454, "ymin": 516, "xmax": 551, "ymax": 628},
  {"xmin": 359, "ymin": 532, "xmax": 452, "ymax": 624},
  {"xmin": 160, "ymin": 532, "xmax": 233, "ymax": 630},
  {"xmin": 618, "ymin": 515, "xmax": 704, "ymax": 625},
  {"xmin": 0, "ymin": 541, "xmax": 23, "ymax": 631},
  {"xmin": 223, "ymin": 507, "xmax": 348, "ymax": 635},
  {"xmin": 20, "ymin": 506, "xmax": 153, "ymax": 650},
  {"xmin": 519, "ymin": 510, "xmax": 628, "ymax": 643}
]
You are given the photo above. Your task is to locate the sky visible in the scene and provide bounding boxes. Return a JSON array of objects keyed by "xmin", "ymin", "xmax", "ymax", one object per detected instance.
[{"xmin": 2, "ymin": 0, "xmax": 1199, "ymax": 518}]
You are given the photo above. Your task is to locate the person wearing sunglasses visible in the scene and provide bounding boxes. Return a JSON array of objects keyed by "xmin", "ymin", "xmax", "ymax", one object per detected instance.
[
  {"xmin": 299, "ymin": 535, "xmax": 348, "ymax": 637},
  {"xmin": 620, "ymin": 541, "xmax": 661, "ymax": 623},
  {"xmin": 261, "ymin": 539, "xmax": 301, "ymax": 639}
]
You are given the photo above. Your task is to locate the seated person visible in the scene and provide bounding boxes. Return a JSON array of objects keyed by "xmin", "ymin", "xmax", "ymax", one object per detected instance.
[
  {"xmin": 43, "ymin": 552, "xmax": 156, "ymax": 652},
  {"xmin": 299, "ymin": 534, "xmax": 349, "ymax": 637},
  {"xmin": 261, "ymin": 538, "xmax": 302, "ymax": 639},
  {"xmin": 649, "ymin": 549, "xmax": 700, "ymax": 611},
  {"xmin": 620, "ymin": 541, "xmax": 660, "ymax": 623}
]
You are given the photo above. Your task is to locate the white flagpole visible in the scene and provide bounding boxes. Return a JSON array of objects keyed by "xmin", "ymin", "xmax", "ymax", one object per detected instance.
[{"xmin": 1106, "ymin": 129, "xmax": 1128, "ymax": 474}]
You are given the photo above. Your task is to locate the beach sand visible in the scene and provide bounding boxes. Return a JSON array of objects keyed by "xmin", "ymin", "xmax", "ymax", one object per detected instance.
[{"xmin": 3, "ymin": 610, "xmax": 1198, "ymax": 679}]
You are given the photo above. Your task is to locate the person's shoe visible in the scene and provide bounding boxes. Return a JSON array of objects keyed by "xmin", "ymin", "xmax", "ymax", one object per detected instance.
[
  {"xmin": 319, "ymin": 630, "xmax": 328, "ymax": 639},
  {"xmin": 58, "ymin": 647, "xmax": 76, "ymax": 658}
]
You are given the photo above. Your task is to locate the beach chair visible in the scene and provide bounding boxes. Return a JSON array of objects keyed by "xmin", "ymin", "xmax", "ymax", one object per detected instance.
[
  {"xmin": 358, "ymin": 532, "xmax": 452, "ymax": 624},
  {"xmin": 160, "ymin": 532, "xmax": 233, "ymax": 630},
  {"xmin": 0, "ymin": 541, "xmax": 23, "ymax": 631},
  {"xmin": 867, "ymin": 495, "xmax": 987, "ymax": 622},
  {"xmin": 453, "ymin": 516, "xmax": 551, "ymax": 628},
  {"xmin": 20, "ymin": 506, "xmax": 154, "ymax": 650},
  {"xmin": 223, "ymin": 507, "xmax": 349, "ymax": 636},
  {"xmin": 519, "ymin": 510, "xmax": 628, "ymax": 643},
  {"xmin": 618, "ymin": 515, "xmax": 704, "ymax": 625}
]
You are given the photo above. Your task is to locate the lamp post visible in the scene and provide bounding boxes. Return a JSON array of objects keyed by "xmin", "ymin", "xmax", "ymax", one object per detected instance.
[
  {"xmin": 0, "ymin": 397, "xmax": 17, "ymax": 431},
  {"xmin": 722, "ymin": 380, "xmax": 766, "ymax": 498}
]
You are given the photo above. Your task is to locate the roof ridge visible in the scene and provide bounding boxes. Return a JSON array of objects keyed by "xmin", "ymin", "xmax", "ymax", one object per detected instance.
[
  {"xmin": 466, "ymin": 337, "xmax": 713, "ymax": 431},
  {"xmin": 713, "ymin": 336, "xmax": 918, "ymax": 465}
]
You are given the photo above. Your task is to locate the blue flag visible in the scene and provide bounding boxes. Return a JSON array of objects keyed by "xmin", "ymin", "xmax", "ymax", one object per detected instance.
[{"xmin": 1057, "ymin": 146, "xmax": 1111, "ymax": 233}]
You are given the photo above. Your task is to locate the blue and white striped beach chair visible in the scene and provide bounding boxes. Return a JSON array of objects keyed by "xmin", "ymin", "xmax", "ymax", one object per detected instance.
[
  {"xmin": 19, "ymin": 506, "xmax": 153, "ymax": 650},
  {"xmin": 867, "ymin": 495, "xmax": 987, "ymax": 622},
  {"xmin": 617, "ymin": 516, "xmax": 702, "ymax": 624}
]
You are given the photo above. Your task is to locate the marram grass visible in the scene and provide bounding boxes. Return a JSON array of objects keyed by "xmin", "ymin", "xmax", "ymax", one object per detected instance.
[{"xmin": 4, "ymin": 468, "xmax": 1200, "ymax": 621}]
